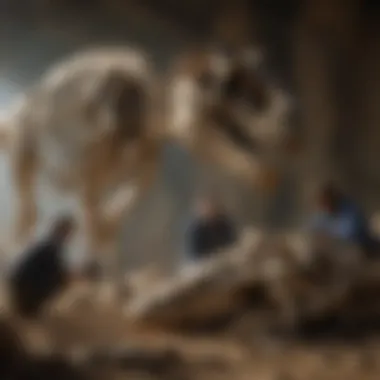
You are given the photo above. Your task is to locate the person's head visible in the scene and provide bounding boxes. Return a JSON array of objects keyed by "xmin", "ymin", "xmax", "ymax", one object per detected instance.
[
  {"xmin": 318, "ymin": 183, "xmax": 343, "ymax": 214},
  {"xmin": 50, "ymin": 215, "xmax": 76, "ymax": 242}
]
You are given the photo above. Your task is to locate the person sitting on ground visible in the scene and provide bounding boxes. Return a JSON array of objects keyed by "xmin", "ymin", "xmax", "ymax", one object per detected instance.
[
  {"xmin": 7, "ymin": 215, "xmax": 76, "ymax": 318},
  {"xmin": 309, "ymin": 183, "xmax": 380, "ymax": 259},
  {"xmin": 184, "ymin": 195, "xmax": 238, "ymax": 262}
]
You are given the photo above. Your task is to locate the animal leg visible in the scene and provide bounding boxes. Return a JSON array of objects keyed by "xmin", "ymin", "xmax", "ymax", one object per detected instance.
[
  {"xmin": 81, "ymin": 184, "xmax": 147, "ymax": 281},
  {"xmin": 81, "ymin": 187, "xmax": 117, "ymax": 280},
  {"xmin": 200, "ymin": 131, "xmax": 279, "ymax": 194},
  {"xmin": 100, "ymin": 156, "xmax": 157, "ymax": 235},
  {"xmin": 81, "ymin": 153, "xmax": 157, "ymax": 280},
  {"xmin": 11, "ymin": 136, "xmax": 38, "ymax": 246},
  {"xmin": 198, "ymin": 132, "xmax": 280, "ymax": 225}
]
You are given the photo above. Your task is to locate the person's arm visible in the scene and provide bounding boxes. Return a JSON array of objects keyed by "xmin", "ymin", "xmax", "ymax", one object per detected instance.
[{"xmin": 100, "ymin": 149, "xmax": 157, "ymax": 234}]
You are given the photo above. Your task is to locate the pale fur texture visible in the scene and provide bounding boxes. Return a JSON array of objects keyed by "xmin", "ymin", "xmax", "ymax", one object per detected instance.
[{"xmin": 2, "ymin": 47, "xmax": 161, "ymax": 275}]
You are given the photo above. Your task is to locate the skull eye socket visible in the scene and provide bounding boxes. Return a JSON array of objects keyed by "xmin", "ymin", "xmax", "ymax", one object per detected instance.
[
  {"xmin": 223, "ymin": 67, "xmax": 270, "ymax": 112},
  {"xmin": 198, "ymin": 71, "xmax": 215, "ymax": 89},
  {"xmin": 223, "ymin": 69, "xmax": 245, "ymax": 99},
  {"xmin": 96, "ymin": 72, "xmax": 146, "ymax": 139},
  {"xmin": 246, "ymin": 75, "xmax": 270, "ymax": 111}
]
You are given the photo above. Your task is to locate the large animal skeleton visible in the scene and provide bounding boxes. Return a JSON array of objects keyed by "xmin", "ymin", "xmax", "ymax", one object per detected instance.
[
  {"xmin": 0, "ymin": 46, "xmax": 293, "ymax": 277},
  {"xmin": 167, "ymin": 47, "xmax": 294, "ymax": 187}
]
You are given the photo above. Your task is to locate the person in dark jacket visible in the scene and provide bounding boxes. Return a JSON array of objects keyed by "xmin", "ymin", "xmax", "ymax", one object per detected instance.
[
  {"xmin": 309, "ymin": 183, "xmax": 380, "ymax": 258},
  {"xmin": 185, "ymin": 196, "xmax": 238, "ymax": 261},
  {"xmin": 8, "ymin": 215, "xmax": 76, "ymax": 318}
]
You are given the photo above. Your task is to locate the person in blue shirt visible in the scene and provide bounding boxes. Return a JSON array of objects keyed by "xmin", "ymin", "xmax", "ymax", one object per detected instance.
[
  {"xmin": 310, "ymin": 183, "xmax": 380, "ymax": 258},
  {"xmin": 184, "ymin": 195, "xmax": 238, "ymax": 262}
]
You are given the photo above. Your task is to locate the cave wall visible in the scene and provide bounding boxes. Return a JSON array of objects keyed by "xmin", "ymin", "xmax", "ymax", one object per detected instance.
[{"xmin": 293, "ymin": 0, "xmax": 380, "ymax": 216}]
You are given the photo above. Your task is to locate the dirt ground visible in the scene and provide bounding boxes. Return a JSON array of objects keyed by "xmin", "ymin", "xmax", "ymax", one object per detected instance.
[{"xmin": 3, "ymin": 280, "xmax": 380, "ymax": 380}]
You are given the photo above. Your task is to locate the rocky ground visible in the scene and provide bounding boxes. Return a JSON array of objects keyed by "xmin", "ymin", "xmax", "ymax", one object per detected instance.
[
  {"xmin": 3, "ymin": 304, "xmax": 380, "ymax": 380},
  {"xmin": 2, "ymin": 231, "xmax": 380, "ymax": 380}
]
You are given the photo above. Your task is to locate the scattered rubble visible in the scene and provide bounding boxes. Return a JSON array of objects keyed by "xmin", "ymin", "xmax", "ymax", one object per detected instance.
[{"xmin": 2, "ymin": 229, "xmax": 380, "ymax": 379}]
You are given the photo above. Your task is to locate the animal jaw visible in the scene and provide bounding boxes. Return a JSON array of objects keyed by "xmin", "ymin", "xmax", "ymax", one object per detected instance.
[{"xmin": 167, "ymin": 46, "xmax": 294, "ymax": 192}]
